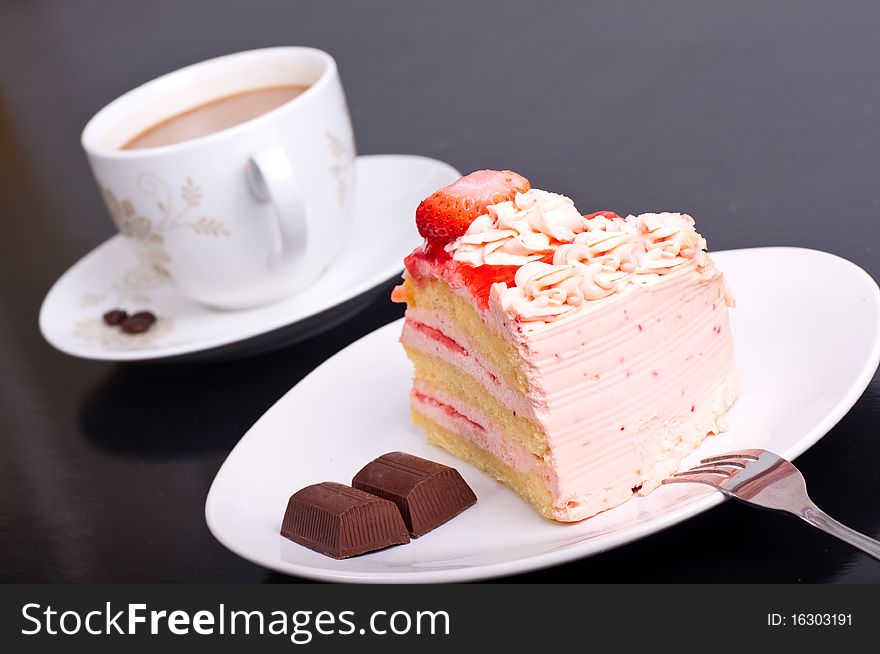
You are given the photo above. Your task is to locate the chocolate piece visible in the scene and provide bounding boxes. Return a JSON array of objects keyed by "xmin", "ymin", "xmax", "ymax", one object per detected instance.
[
  {"xmin": 280, "ymin": 482, "xmax": 410, "ymax": 559},
  {"xmin": 121, "ymin": 311, "xmax": 157, "ymax": 334},
  {"xmin": 353, "ymin": 452, "xmax": 477, "ymax": 537},
  {"xmin": 102, "ymin": 309, "xmax": 128, "ymax": 326}
]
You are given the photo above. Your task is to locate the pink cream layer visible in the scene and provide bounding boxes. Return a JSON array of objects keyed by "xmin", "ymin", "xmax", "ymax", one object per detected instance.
[
  {"xmin": 400, "ymin": 307, "xmax": 536, "ymax": 420},
  {"xmin": 409, "ymin": 384, "xmax": 543, "ymax": 475},
  {"xmin": 488, "ymin": 262, "xmax": 739, "ymax": 520}
]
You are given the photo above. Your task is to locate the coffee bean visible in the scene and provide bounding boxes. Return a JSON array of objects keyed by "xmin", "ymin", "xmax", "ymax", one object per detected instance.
[
  {"xmin": 121, "ymin": 311, "xmax": 157, "ymax": 334},
  {"xmin": 102, "ymin": 309, "xmax": 128, "ymax": 326}
]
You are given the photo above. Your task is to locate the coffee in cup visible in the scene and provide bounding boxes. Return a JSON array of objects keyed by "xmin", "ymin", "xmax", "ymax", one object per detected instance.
[
  {"xmin": 82, "ymin": 47, "xmax": 355, "ymax": 310},
  {"xmin": 122, "ymin": 85, "xmax": 310, "ymax": 150}
]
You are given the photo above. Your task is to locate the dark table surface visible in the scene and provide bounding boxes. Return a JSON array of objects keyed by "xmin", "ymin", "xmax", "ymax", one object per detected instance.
[{"xmin": 2, "ymin": 0, "xmax": 879, "ymax": 583}]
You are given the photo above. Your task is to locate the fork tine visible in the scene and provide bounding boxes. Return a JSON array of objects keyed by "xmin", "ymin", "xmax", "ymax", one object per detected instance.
[
  {"xmin": 690, "ymin": 460, "xmax": 747, "ymax": 470},
  {"xmin": 700, "ymin": 449, "xmax": 764, "ymax": 464},
  {"xmin": 661, "ymin": 473, "xmax": 722, "ymax": 486},
  {"xmin": 671, "ymin": 467, "xmax": 733, "ymax": 477},
  {"xmin": 662, "ymin": 469, "xmax": 729, "ymax": 487}
]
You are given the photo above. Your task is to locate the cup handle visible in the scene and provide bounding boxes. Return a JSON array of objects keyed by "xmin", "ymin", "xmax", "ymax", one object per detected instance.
[{"xmin": 247, "ymin": 145, "xmax": 308, "ymax": 270}]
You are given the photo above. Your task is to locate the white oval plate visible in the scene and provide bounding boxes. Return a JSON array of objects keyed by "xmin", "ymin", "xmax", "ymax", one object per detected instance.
[
  {"xmin": 38, "ymin": 155, "xmax": 460, "ymax": 362},
  {"xmin": 206, "ymin": 247, "xmax": 880, "ymax": 582}
]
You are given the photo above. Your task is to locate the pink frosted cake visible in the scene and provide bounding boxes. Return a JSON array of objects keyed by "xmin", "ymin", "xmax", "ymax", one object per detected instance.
[{"xmin": 392, "ymin": 170, "xmax": 738, "ymax": 521}]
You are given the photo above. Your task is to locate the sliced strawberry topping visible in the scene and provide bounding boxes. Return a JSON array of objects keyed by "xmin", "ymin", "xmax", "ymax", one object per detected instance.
[
  {"xmin": 455, "ymin": 263, "xmax": 519, "ymax": 309},
  {"xmin": 415, "ymin": 169, "xmax": 530, "ymax": 245},
  {"xmin": 403, "ymin": 245, "xmax": 518, "ymax": 310},
  {"xmin": 584, "ymin": 210, "xmax": 622, "ymax": 220}
]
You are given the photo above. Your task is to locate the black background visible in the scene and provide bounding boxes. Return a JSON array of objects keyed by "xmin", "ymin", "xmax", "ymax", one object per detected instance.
[{"xmin": 1, "ymin": 0, "xmax": 878, "ymax": 582}]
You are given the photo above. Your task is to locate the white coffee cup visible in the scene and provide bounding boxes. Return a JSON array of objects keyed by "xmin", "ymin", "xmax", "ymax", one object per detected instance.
[{"xmin": 82, "ymin": 47, "xmax": 356, "ymax": 309}]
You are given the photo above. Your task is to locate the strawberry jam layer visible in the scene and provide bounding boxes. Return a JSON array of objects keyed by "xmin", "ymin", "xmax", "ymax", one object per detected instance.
[
  {"xmin": 411, "ymin": 390, "xmax": 485, "ymax": 432},
  {"xmin": 403, "ymin": 243, "xmax": 519, "ymax": 311}
]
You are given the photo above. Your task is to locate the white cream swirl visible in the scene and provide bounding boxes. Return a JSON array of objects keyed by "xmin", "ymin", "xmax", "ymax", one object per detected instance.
[
  {"xmin": 554, "ymin": 226, "xmax": 641, "ymax": 274},
  {"xmin": 496, "ymin": 258, "xmax": 628, "ymax": 322},
  {"xmin": 447, "ymin": 189, "xmax": 585, "ymax": 266},
  {"xmin": 443, "ymin": 188, "xmax": 710, "ymax": 321},
  {"xmin": 635, "ymin": 212, "xmax": 705, "ymax": 275},
  {"xmin": 494, "ymin": 212, "xmax": 710, "ymax": 322},
  {"xmin": 495, "ymin": 262, "xmax": 584, "ymax": 321}
]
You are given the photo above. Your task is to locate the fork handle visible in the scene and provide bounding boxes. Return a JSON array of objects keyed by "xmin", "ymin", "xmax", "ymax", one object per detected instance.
[{"xmin": 800, "ymin": 505, "xmax": 880, "ymax": 561}]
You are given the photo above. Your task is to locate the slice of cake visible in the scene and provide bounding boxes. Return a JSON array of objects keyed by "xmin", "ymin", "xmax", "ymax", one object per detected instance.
[{"xmin": 392, "ymin": 170, "xmax": 738, "ymax": 522}]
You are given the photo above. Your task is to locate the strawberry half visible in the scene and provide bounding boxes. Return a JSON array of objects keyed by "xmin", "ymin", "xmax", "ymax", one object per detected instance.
[
  {"xmin": 415, "ymin": 169, "xmax": 530, "ymax": 245},
  {"xmin": 584, "ymin": 211, "xmax": 622, "ymax": 220}
]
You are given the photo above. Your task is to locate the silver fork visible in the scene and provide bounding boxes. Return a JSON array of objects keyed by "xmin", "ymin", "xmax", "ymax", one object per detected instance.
[{"xmin": 663, "ymin": 449, "xmax": 880, "ymax": 560}]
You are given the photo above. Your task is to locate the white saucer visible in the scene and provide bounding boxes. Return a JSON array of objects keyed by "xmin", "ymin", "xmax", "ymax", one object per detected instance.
[
  {"xmin": 39, "ymin": 155, "xmax": 460, "ymax": 362},
  {"xmin": 205, "ymin": 247, "xmax": 880, "ymax": 582}
]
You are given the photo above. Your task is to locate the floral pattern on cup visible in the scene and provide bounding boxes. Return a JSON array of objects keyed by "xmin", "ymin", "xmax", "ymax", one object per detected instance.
[
  {"xmin": 75, "ymin": 174, "xmax": 231, "ymax": 347},
  {"xmin": 93, "ymin": 174, "xmax": 233, "ymax": 313},
  {"xmin": 326, "ymin": 129, "xmax": 355, "ymax": 206},
  {"xmin": 102, "ymin": 173, "xmax": 231, "ymax": 271}
]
